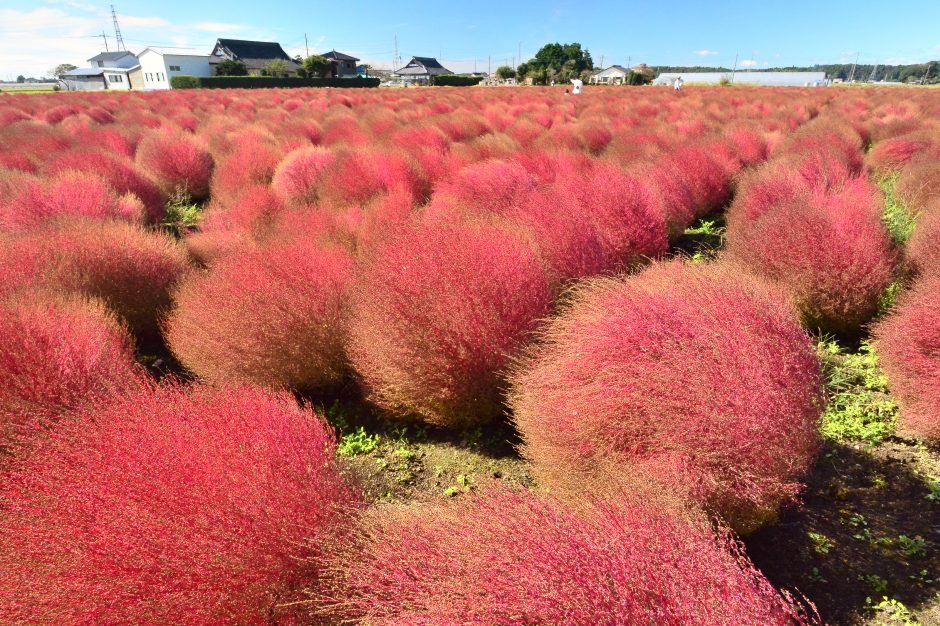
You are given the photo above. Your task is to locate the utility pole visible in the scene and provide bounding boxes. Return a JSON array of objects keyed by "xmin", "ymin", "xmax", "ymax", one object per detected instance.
[
  {"xmin": 599, "ymin": 54, "xmax": 604, "ymax": 68},
  {"xmin": 111, "ymin": 5, "xmax": 125, "ymax": 51},
  {"xmin": 393, "ymin": 35, "xmax": 399, "ymax": 70},
  {"xmin": 731, "ymin": 52, "xmax": 738, "ymax": 84},
  {"xmin": 921, "ymin": 62, "xmax": 933, "ymax": 85},
  {"xmin": 518, "ymin": 41, "xmax": 521, "ymax": 69},
  {"xmin": 101, "ymin": 31, "xmax": 109, "ymax": 52},
  {"xmin": 868, "ymin": 63, "xmax": 879, "ymax": 82},
  {"xmin": 488, "ymin": 55, "xmax": 491, "ymax": 76},
  {"xmin": 848, "ymin": 52, "xmax": 860, "ymax": 83},
  {"xmin": 304, "ymin": 33, "xmax": 309, "ymax": 58}
]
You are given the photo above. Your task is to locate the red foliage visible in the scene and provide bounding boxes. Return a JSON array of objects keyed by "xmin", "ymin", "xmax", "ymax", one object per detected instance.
[
  {"xmin": 509, "ymin": 261, "xmax": 824, "ymax": 533},
  {"xmin": 0, "ymin": 382, "xmax": 359, "ymax": 624},
  {"xmin": 0, "ymin": 218, "xmax": 189, "ymax": 337},
  {"xmin": 727, "ymin": 178, "xmax": 897, "ymax": 334},
  {"xmin": 895, "ymin": 158, "xmax": 940, "ymax": 211},
  {"xmin": 319, "ymin": 487, "xmax": 817, "ymax": 625},
  {"xmin": 866, "ymin": 135, "xmax": 934, "ymax": 177},
  {"xmin": 270, "ymin": 146, "xmax": 336, "ymax": 206},
  {"xmin": 874, "ymin": 273, "xmax": 940, "ymax": 440},
  {"xmin": 432, "ymin": 159, "xmax": 536, "ymax": 215},
  {"xmin": 165, "ymin": 242, "xmax": 352, "ymax": 391},
  {"xmin": 348, "ymin": 220, "xmax": 553, "ymax": 427},
  {"xmin": 905, "ymin": 200, "xmax": 940, "ymax": 275},
  {"xmin": 136, "ymin": 130, "xmax": 214, "ymax": 200},
  {"xmin": 0, "ymin": 293, "xmax": 141, "ymax": 453}
]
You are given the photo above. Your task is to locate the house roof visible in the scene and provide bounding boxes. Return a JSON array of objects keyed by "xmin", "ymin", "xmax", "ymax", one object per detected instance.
[
  {"xmin": 140, "ymin": 47, "xmax": 209, "ymax": 57},
  {"xmin": 593, "ymin": 65, "xmax": 629, "ymax": 76},
  {"xmin": 394, "ymin": 56, "xmax": 452, "ymax": 76},
  {"xmin": 87, "ymin": 51, "xmax": 136, "ymax": 63},
  {"xmin": 321, "ymin": 50, "xmax": 359, "ymax": 62},
  {"xmin": 211, "ymin": 38, "xmax": 298, "ymax": 71},
  {"xmin": 64, "ymin": 68, "xmax": 105, "ymax": 77}
]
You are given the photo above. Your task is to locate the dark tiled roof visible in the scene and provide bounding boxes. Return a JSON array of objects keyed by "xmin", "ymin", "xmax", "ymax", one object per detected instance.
[
  {"xmin": 88, "ymin": 51, "xmax": 135, "ymax": 63},
  {"xmin": 321, "ymin": 50, "xmax": 359, "ymax": 62},
  {"xmin": 395, "ymin": 56, "xmax": 452, "ymax": 76},
  {"xmin": 212, "ymin": 39, "xmax": 297, "ymax": 70}
]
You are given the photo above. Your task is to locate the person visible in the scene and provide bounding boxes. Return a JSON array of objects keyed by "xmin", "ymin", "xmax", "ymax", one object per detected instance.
[
  {"xmin": 564, "ymin": 88, "xmax": 570, "ymax": 95},
  {"xmin": 674, "ymin": 76, "xmax": 683, "ymax": 91}
]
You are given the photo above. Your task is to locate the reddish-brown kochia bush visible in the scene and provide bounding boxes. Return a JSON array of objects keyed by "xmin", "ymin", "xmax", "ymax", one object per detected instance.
[
  {"xmin": 317, "ymin": 487, "xmax": 818, "ymax": 625},
  {"xmin": 270, "ymin": 145, "xmax": 336, "ymax": 206},
  {"xmin": 349, "ymin": 220, "xmax": 553, "ymax": 428},
  {"xmin": 0, "ymin": 218, "xmax": 189, "ymax": 337},
  {"xmin": 906, "ymin": 200, "xmax": 940, "ymax": 275},
  {"xmin": 0, "ymin": 383, "xmax": 360, "ymax": 624},
  {"xmin": 136, "ymin": 130, "xmax": 214, "ymax": 200},
  {"xmin": 866, "ymin": 135, "xmax": 934, "ymax": 177},
  {"xmin": 509, "ymin": 261, "xmax": 824, "ymax": 533},
  {"xmin": 726, "ymin": 180, "xmax": 897, "ymax": 334},
  {"xmin": 165, "ymin": 242, "xmax": 353, "ymax": 391},
  {"xmin": 874, "ymin": 274, "xmax": 940, "ymax": 441},
  {"xmin": 895, "ymin": 158, "xmax": 940, "ymax": 212},
  {"xmin": 0, "ymin": 293, "xmax": 141, "ymax": 453}
]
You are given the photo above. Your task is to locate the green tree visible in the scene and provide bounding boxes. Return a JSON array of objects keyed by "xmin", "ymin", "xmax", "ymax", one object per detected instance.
[
  {"xmin": 16, "ymin": 75, "xmax": 25, "ymax": 83},
  {"xmin": 261, "ymin": 59, "xmax": 291, "ymax": 77},
  {"xmin": 298, "ymin": 55, "xmax": 332, "ymax": 78},
  {"xmin": 495, "ymin": 65, "xmax": 516, "ymax": 80},
  {"xmin": 526, "ymin": 42, "xmax": 593, "ymax": 78},
  {"xmin": 50, "ymin": 63, "xmax": 78, "ymax": 79},
  {"xmin": 360, "ymin": 63, "xmax": 373, "ymax": 77},
  {"xmin": 516, "ymin": 62, "xmax": 531, "ymax": 79},
  {"xmin": 214, "ymin": 59, "xmax": 248, "ymax": 76}
]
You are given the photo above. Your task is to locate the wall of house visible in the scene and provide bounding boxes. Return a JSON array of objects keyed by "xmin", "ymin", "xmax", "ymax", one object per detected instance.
[
  {"xmin": 139, "ymin": 52, "xmax": 211, "ymax": 89},
  {"xmin": 128, "ymin": 68, "xmax": 143, "ymax": 90},
  {"xmin": 65, "ymin": 76, "xmax": 107, "ymax": 91},
  {"xmin": 102, "ymin": 70, "xmax": 131, "ymax": 91}
]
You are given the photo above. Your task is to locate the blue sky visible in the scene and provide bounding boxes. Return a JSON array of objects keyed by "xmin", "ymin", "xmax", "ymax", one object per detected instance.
[{"xmin": 2, "ymin": 0, "xmax": 939, "ymax": 79}]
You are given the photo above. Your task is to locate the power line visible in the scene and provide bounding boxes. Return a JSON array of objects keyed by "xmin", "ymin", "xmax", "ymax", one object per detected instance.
[{"xmin": 111, "ymin": 4, "xmax": 125, "ymax": 51}]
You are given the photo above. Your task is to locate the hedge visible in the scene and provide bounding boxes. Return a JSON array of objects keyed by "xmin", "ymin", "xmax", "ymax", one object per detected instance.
[
  {"xmin": 432, "ymin": 75, "xmax": 484, "ymax": 87},
  {"xmin": 170, "ymin": 76, "xmax": 380, "ymax": 89}
]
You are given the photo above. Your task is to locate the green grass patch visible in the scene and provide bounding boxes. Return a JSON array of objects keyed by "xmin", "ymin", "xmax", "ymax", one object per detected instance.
[
  {"xmin": 879, "ymin": 174, "xmax": 917, "ymax": 244},
  {"xmin": 337, "ymin": 427, "xmax": 381, "ymax": 457},
  {"xmin": 161, "ymin": 199, "xmax": 202, "ymax": 238},
  {"xmin": 819, "ymin": 339, "xmax": 899, "ymax": 445}
]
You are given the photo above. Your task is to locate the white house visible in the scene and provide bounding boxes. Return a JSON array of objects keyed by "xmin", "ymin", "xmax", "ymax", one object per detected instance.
[
  {"xmin": 61, "ymin": 51, "xmax": 139, "ymax": 91},
  {"xmin": 591, "ymin": 65, "xmax": 630, "ymax": 84},
  {"xmin": 137, "ymin": 48, "xmax": 211, "ymax": 90}
]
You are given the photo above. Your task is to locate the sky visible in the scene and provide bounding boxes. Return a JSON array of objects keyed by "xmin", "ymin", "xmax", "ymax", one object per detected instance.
[{"xmin": 2, "ymin": 0, "xmax": 940, "ymax": 80}]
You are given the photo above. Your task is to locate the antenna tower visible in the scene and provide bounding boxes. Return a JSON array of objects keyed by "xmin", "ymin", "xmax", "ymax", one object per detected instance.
[
  {"xmin": 868, "ymin": 64, "xmax": 879, "ymax": 82},
  {"xmin": 111, "ymin": 5, "xmax": 125, "ymax": 51}
]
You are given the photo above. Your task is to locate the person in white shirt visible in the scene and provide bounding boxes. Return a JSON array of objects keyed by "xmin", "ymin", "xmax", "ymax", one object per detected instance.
[{"xmin": 674, "ymin": 76, "xmax": 684, "ymax": 91}]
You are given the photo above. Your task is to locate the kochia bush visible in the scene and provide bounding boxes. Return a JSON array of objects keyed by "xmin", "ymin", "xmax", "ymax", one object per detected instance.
[
  {"xmin": 509, "ymin": 261, "xmax": 824, "ymax": 533},
  {"xmin": 348, "ymin": 220, "xmax": 553, "ymax": 428},
  {"xmin": 318, "ymin": 487, "xmax": 817, "ymax": 625},
  {"xmin": 165, "ymin": 242, "xmax": 353, "ymax": 391},
  {"xmin": 136, "ymin": 130, "xmax": 214, "ymax": 200},
  {"xmin": 874, "ymin": 273, "xmax": 940, "ymax": 441},
  {"xmin": 0, "ymin": 383, "xmax": 359, "ymax": 624}
]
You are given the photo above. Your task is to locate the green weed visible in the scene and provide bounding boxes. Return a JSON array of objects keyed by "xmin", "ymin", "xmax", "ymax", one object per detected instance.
[
  {"xmin": 871, "ymin": 596, "xmax": 920, "ymax": 625},
  {"xmin": 879, "ymin": 174, "xmax": 917, "ymax": 244},
  {"xmin": 161, "ymin": 197, "xmax": 202, "ymax": 238},
  {"xmin": 808, "ymin": 531, "xmax": 835, "ymax": 555},
  {"xmin": 337, "ymin": 427, "xmax": 381, "ymax": 457}
]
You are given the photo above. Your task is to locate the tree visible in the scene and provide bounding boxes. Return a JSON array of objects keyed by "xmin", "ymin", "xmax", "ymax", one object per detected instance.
[
  {"xmin": 298, "ymin": 55, "xmax": 332, "ymax": 79},
  {"xmin": 360, "ymin": 64, "xmax": 372, "ymax": 77},
  {"xmin": 526, "ymin": 42, "xmax": 594, "ymax": 79},
  {"xmin": 516, "ymin": 62, "xmax": 531, "ymax": 79},
  {"xmin": 50, "ymin": 64, "xmax": 78, "ymax": 79},
  {"xmin": 495, "ymin": 66, "xmax": 516, "ymax": 80},
  {"xmin": 261, "ymin": 59, "xmax": 291, "ymax": 78},
  {"xmin": 214, "ymin": 59, "xmax": 248, "ymax": 76},
  {"xmin": 16, "ymin": 75, "xmax": 25, "ymax": 83}
]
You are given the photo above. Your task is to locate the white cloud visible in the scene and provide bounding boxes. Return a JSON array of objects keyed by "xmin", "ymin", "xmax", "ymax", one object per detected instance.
[
  {"xmin": 191, "ymin": 21, "xmax": 252, "ymax": 33},
  {"xmin": 740, "ymin": 59, "xmax": 757, "ymax": 67},
  {"xmin": 693, "ymin": 49, "xmax": 719, "ymax": 57}
]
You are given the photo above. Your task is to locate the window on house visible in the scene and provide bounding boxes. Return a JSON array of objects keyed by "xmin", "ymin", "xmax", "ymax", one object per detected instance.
[
  {"xmin": 157, "ymin": 73, "xmax": 164, "ymax": 81},
  {"xmin": 108, "ymin": 74, "xmax": 123, "ymax": 83},
  {"xmin": 169, "ymin": 65, "xmax": 181, "ymax": 72}
]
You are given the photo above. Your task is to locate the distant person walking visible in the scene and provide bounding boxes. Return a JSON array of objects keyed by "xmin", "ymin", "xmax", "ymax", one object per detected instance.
[{"xmin": 674, "ymin": 76, "xmax": 684, "ymax": 91}]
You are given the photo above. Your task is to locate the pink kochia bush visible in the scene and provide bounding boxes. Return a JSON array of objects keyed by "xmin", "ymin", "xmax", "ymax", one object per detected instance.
[
  {"xmin": 271, "ymin": 145, "xmax": 336, "ymax": 206},
  {"xmin": 135, "ymin": 130, "xmax": 214, "ymax": 200},
  {"xmin": 0, "ymin": 293, "xmax": 141, "ymax": 452},
  {"xmin": 0, "ymin": 383, "xmax": 359, "ymax": 624},
  {"xmin": 874, "ymin": 273, "xmax": 940, "ymax": 441},
  {"xmin": 318, "ymin": 487, "xmax": 817, "ymax": 625},
  {"xmin": 509, "ymin": 261, "xmax": 824, "ymax": 533},
  {"xmin": 165, "ymin": 242, "xmax": 353, "ymax": 391},
  {"xmin": 349, "ymin": 220, "xmax": 553, "ymax": 428},
  {"xmin": 0, "ymin": 218, "xmax": 189, "ymax": 337}
]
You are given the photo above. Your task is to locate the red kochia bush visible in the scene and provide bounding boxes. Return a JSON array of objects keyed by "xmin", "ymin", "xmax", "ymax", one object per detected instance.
[
  {"xmin": 906, "ymin": 200, "xmax": 940, "ymax": 274},
  {"xmin": 0, "ymin": 218, "xmax": 189, "ymax": 337},
  {"xmin": 271, "ymin": 145, "xmax": 336, "ymax": 206},
  {"xmin": 136, "ymin": 130, "xmax": 214, "ymax": 200},
  {"xmin": 0, "ymin": 293, "xmax": 141, "ymax": 452},
  {"xmin": 165, "ymin": 242, "xmax": 352, "ymax": 391},
  {"xmin": 0, "ymin": 383, "xmax": 359, "ymax": 624},
  {"xmin": 727, "ymin": 179, "xmax": 896, "ymax": 334},
  {"xmin": 874, "ymin": 273, "xmax": 940, "ymax": 441},
  {"xmin": 895, "ymin": 159, "xmax": 940, "ymax": 212},
  {"xmin": 509, "ymin": 261, "xmax": 824, "ymax": 533},
  {"xmin": 319, "ymin": 487, "xmax": 817, "ymax": 625},
  {"xmin": 349, "ymin": 220, "xmax": 553, "ymax": 428}
]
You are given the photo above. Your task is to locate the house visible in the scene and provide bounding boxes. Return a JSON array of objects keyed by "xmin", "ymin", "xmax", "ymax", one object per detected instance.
[
  {"xmin": 320, "ymin": 50, "xmax": 360, "ymax": 78},
  {"xmin": 137, "ymin": 48, "xmax": 211, "ymax": 90},
  {"xmin": 210, "ymin": 38, "xmax": 299, "ymax": 76},
  {"xmin": 652, "ymin": 71, "xmax": 829, "ymax": 87},
  {"xmin": 60, "ymin": 51, "xmax": 140, "ymax": 91},
  {"xmin": 591, "ymin": 65, "xmax": 630, "ymax": 84},
  {"xmin": 394, "ymin": 57, "xmax": 452, "ymax": 84}
]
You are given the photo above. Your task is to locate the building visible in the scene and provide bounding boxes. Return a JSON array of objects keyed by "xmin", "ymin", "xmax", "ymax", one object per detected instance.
[
  {"xmin": 60, "ymin": 51, "xmax": 140, "ymax": 91},
  {"xmin": 394, "ymin": 56, "xmax": 452, "ymax": 84},
  {"xmin": 137, "ymin": 48, "xmax": 211, "ymax": 90},
  {"xmin": 320, "ymin": 50, "xmax": 360, "ymax": 78},
  {"xmin": 591, "ymin": 65, "xmax": 630, "ymax": 84},
  {"xmin": 653, "ymin": 71, "xmax": 829, "ymax": 87},
  {"xmin": 210, "ymin": 38, "xmax": 299, "ymax": 76}
]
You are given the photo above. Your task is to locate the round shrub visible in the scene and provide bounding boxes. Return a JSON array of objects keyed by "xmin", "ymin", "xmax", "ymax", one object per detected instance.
[
  {"xmin": 874, "ymin": 274, "xmax": 940, "ymax": 441},
  {"xmin": 866, "ymin": 135, "xmax": 934, "ymax": 177},
  {"xmin": 906, "ymin": 200, "xmax": 940, "ymax": 275},
  {"xmin": 895, "ymin": 159, "xmax": 940, "ymax": 212},
  {"xmin": 136, "ymin": 130, "xmax": 214, "ymax": 200},
  {"xmin": 0, "ymin": 292, "xmax": 141, "ymax": 453},
  {"xmin": 349, "ymin": 220, "xmax": 553, "ymax": 428},
  {"xmin": 165, "ymin": 242, "xmax": 353, "ymax": 391},
  {"xmin": 271, "ymin": 145, "xmax": 336, "ymax": 206},
  {"xmin": 0, "ymin": 218, "xmax": 189, "ymax": 337},
  {"xmin": 509, "ymin": 261, "xmax": 824, "ymax": 533},
  {"xmin": 318, "ymin": 487, "xmax": 816, "ymax": 625},
  {"xmin": 726, "ymin": 179, "xmax": 897, "ymax": 334},
  {"xmin": 0, "ymin": 383, "xmax": 359, "ymax": 624}
]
